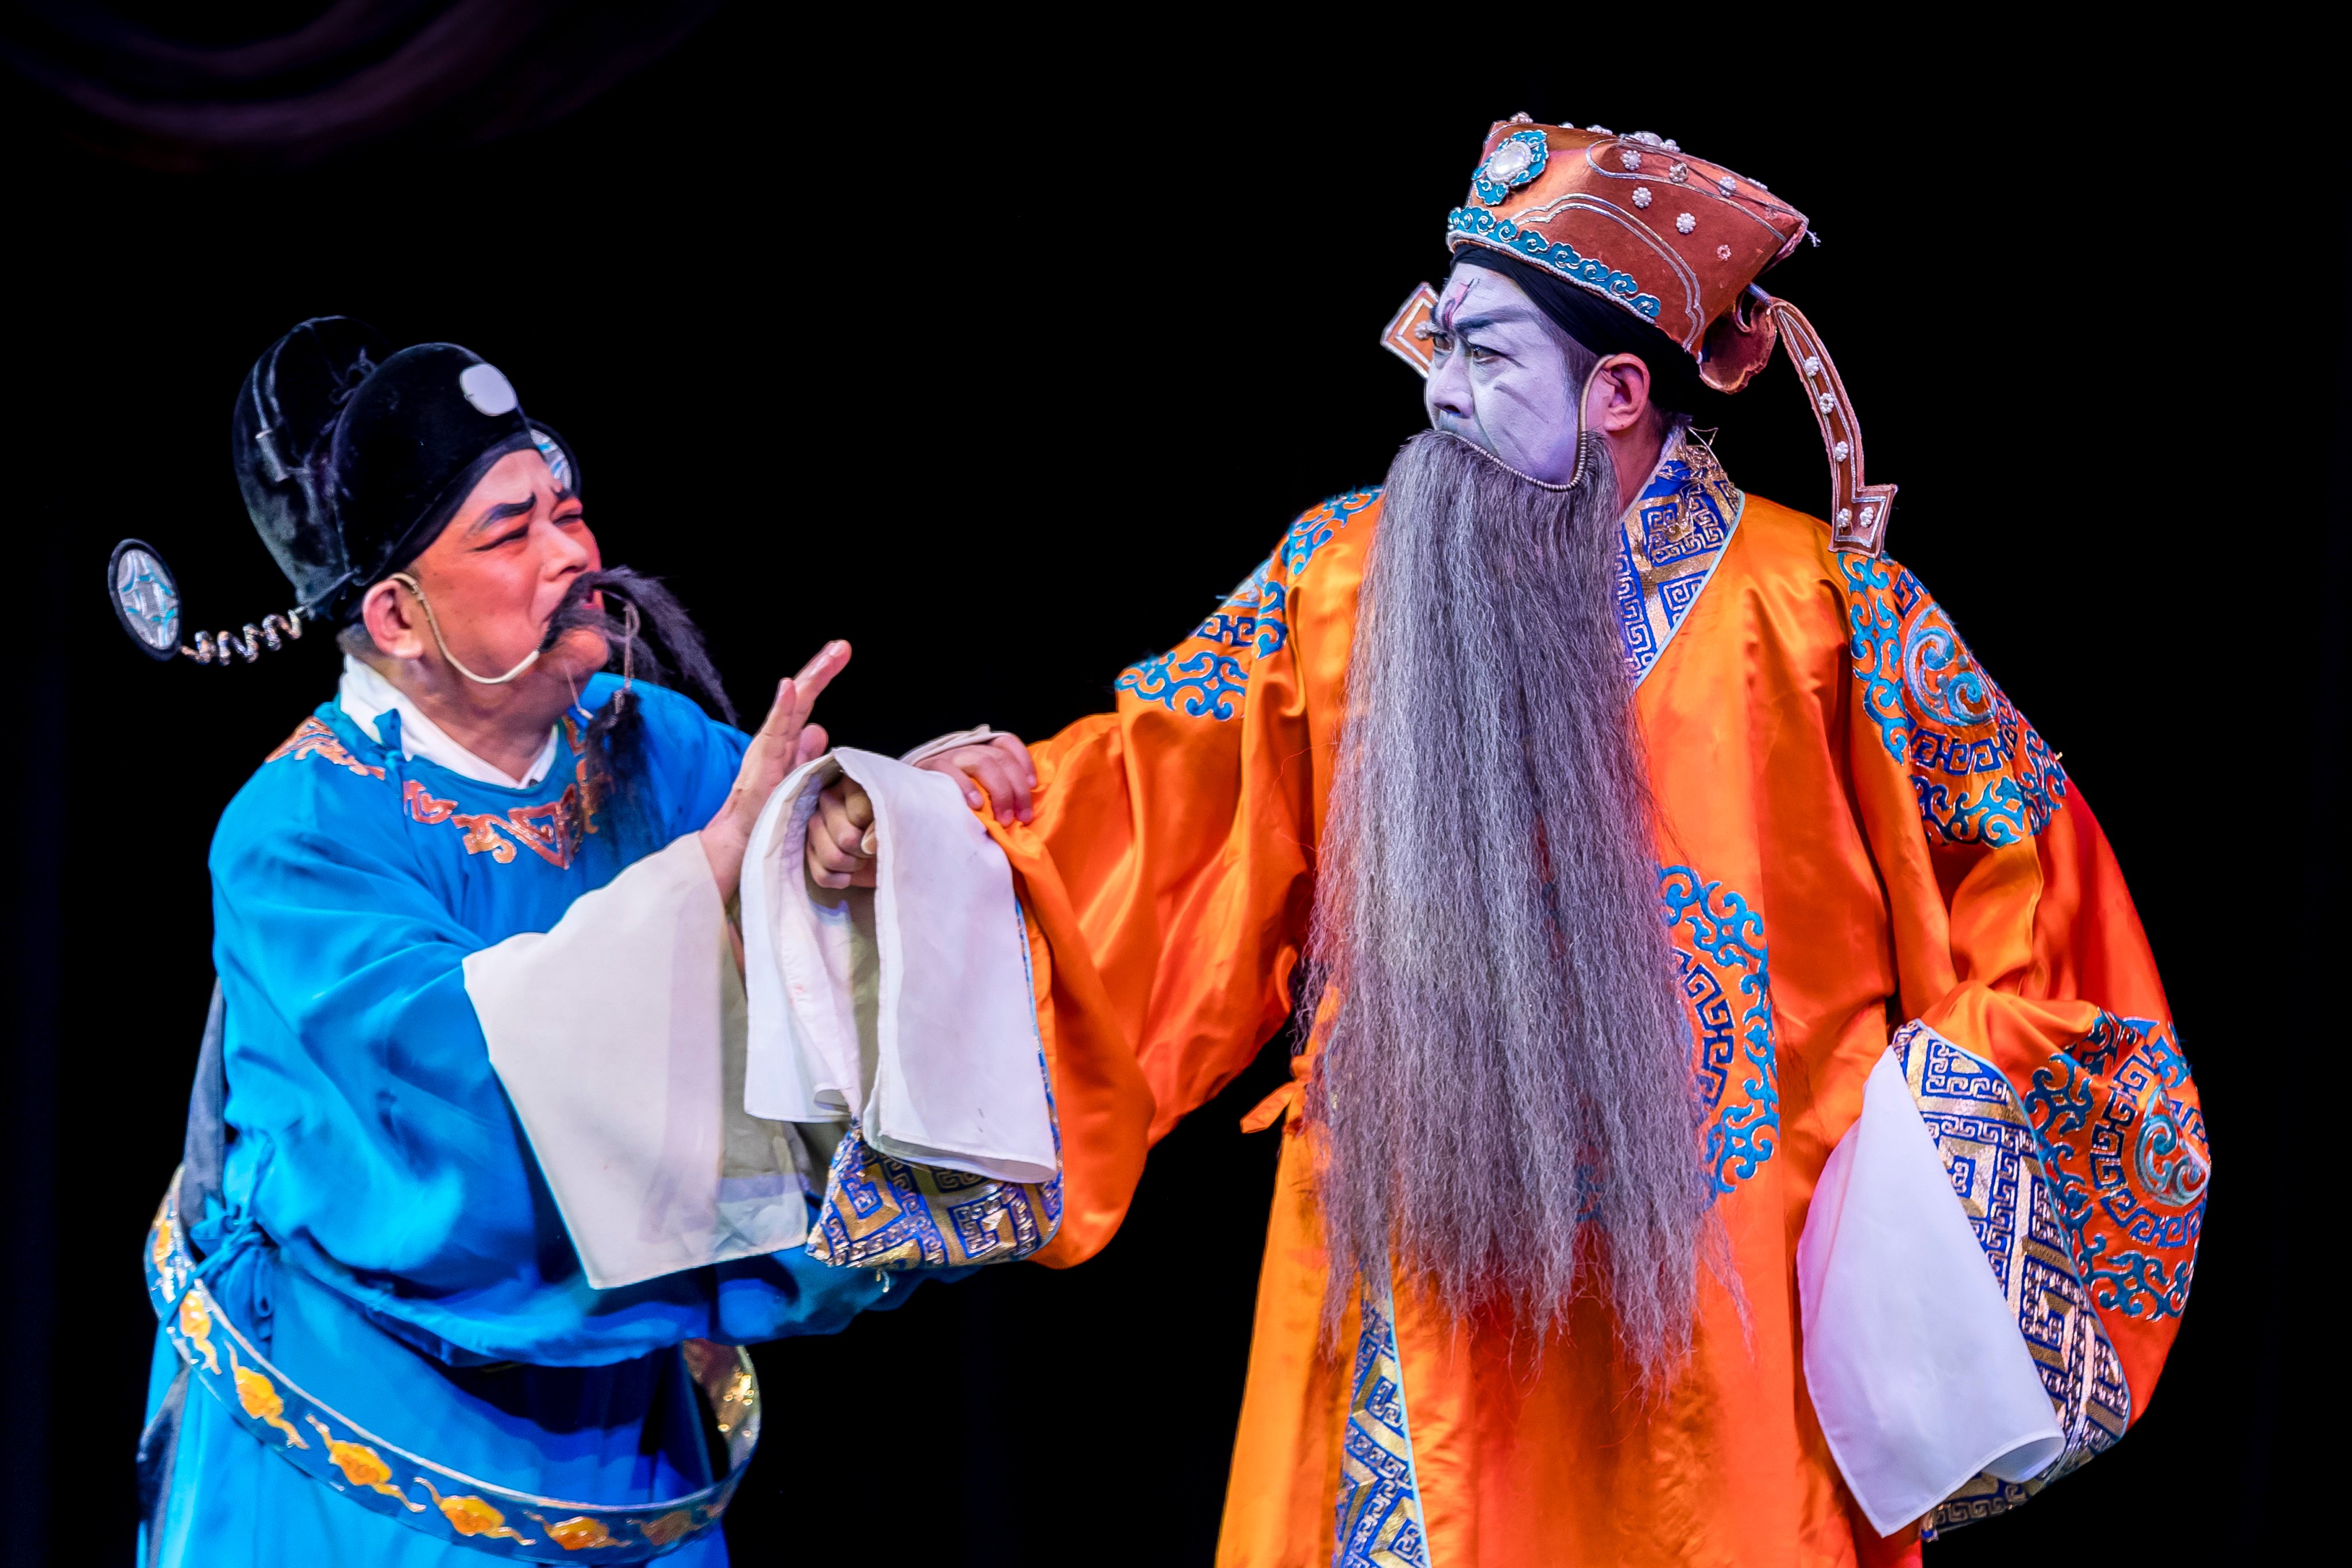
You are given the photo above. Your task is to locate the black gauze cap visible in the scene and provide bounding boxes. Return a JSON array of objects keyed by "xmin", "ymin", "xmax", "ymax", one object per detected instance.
[
  {"xmin": 232, "ymin": 316, "xmax": 388, "ymax": 615},
  {"xmin": 329, "ymin": 342, "xmax": 536, "ymax": 608}
]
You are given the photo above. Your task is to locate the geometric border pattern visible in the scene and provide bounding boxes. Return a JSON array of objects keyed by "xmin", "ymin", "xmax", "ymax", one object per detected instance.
[
  {"xmin": 1616, "ymin": 431, "xmax": 1747, "ymax": 688},
  {"xmin": 804, "ymin": 1131, "xmax": 1063, "ymax": 1270},
  {"xmin": 1332, "ymin": 1282, "xmax": 1430, "ymax": 1568},
  {"xmin": 805, "ymin": 893, "xmax": 1065, "ymax": 1272},
  {"xmin": 1891, "ymin": 1022, "xmax": 2131, "ymax": 1537}
]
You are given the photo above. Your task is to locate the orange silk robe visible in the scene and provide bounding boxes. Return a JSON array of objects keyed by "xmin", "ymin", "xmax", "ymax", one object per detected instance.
[{"xmin": 984, "ymin": 435, "xmax": 2208, "ymax": 1567}]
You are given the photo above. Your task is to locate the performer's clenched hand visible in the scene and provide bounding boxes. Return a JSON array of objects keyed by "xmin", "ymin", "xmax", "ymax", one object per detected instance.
[
  {"xmin": 804, "ymin": 733, "xmax": 1037, "ymax": 890},
  {"xmin": 805, "ymin": 779, "xmax": 877, "ymax": 890},
  {"xmin": 702, "ymin": 640, "xmax": 845, "ymax": 903}
]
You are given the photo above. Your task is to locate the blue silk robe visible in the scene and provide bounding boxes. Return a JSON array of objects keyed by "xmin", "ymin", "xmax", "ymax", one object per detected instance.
[{"xmin": 141, "ymin": 677, "xmax": 907, "ymax": 1566}]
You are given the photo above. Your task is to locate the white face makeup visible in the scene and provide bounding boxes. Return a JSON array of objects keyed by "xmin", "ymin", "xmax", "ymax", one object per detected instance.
[{"xmin": 1422, "ymin": 265, "xmax": 1588, "ymax": 483}]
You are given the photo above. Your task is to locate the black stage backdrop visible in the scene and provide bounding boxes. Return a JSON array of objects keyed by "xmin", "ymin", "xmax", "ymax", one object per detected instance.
[{"xmin": 1, "ymin": 12, "xmax": 2335, "ymax": 1565}]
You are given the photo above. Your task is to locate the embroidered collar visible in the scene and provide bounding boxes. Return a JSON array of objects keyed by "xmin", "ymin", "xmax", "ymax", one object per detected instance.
[
  {"xmin": 337, "ymin": 654, "xmax": 561, "ymax": 789},
  {"xmin": 1612, "ymin": 426, "xmax": 1745, "ymax": 685}
]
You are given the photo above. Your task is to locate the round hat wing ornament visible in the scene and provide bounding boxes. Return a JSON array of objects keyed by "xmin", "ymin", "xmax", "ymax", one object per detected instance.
[
  {"xmin": 109, "ymin": 539, "xmax": 181, "ymax": 661},
  {"xmin": 104, "ymin": 537, "xmax": 308, "ymax": 666}
]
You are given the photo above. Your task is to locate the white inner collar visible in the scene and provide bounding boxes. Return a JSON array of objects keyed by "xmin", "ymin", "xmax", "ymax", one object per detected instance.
[{"xmin": 337, "ymin": 654, "xmax": 559, "ymax": 789}]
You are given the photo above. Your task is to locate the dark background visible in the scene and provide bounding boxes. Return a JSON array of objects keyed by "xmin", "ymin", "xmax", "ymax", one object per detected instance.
[{"xmin": 1, "ymin": 9, "xmax": 2332, "ymax": 1565}]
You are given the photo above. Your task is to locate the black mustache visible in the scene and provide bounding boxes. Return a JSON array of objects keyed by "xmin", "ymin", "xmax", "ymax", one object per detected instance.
[{"xmin": 540, "ymin": 566, "xmax": 736, "ymax": 727}]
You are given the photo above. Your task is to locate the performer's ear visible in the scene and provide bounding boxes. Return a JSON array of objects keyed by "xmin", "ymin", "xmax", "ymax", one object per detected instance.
[
  {"xmin": 358, "ymin": 579, "xmax": 428, "ymax": 663},
  {"xmin": 1582, "ymin": 353, "xmax": 1654, "ymax": 436}
]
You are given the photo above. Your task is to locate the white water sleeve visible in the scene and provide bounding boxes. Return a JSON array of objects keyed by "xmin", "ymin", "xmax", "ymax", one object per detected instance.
[
  {"xmin": 465, "ymin": 833, "xmax": 807, "ymax": 1290},
  {"xmin": 739, "ymin": 748, "xmax": 1055, "ymax": 1184},
  {"xmin": 1798, "ymin": 1046, "xmax": 2064, "ymax": 1535}
]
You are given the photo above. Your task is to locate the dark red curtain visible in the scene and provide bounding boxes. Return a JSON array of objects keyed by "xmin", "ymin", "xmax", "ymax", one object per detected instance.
[{"xmin": 0, "ymin": 1, "xmax": 721, "ymax": 169}]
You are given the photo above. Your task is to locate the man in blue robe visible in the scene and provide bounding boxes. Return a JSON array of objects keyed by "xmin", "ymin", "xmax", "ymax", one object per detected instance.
[{"xmin": 137, "ymin": 319, "xmax": 926, "ymax": 1565}]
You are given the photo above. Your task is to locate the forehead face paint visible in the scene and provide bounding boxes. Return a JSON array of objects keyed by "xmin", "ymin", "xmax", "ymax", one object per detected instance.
[{"xmin": 1422, "ymin": 267, "xmax": 1587, "ymax": 484}]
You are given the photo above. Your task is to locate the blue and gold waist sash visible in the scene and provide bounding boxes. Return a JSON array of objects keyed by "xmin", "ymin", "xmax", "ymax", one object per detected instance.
[{"xmin": 144, "ymin": 1169, "xmax": 757, "ymax": 1562}]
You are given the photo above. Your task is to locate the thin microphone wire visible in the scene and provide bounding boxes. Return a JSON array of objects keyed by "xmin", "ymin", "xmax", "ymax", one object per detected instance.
[{"xmin": 387, "ymin": 572, "xmax": 542, "ymax": 685}]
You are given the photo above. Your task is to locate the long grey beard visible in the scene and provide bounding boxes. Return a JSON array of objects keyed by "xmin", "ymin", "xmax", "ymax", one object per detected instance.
[{"xmin": 1306, "ymin": 428, "xmax": 1710, "ymax": 1385}]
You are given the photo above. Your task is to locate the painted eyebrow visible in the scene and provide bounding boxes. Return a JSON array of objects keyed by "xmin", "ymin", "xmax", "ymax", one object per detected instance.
[
  {"xmin": 467, "ymin": 497, "xmax": 538, "ymax": 537},
  {"xmin": 1445, "ymin": 307, "xmax": 1540, "ymax": 334}
]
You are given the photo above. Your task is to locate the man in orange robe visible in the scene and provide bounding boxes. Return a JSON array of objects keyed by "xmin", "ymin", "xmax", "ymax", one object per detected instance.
[{"xmin": 810, "ymin": 119, "xmax": 2209, "ymax": 1567}]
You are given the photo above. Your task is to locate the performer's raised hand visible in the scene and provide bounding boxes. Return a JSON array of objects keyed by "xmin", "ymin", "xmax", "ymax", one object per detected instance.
[{"xmin": 702, "ymin": 640, "xmax": 846, "ymax": 903}]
